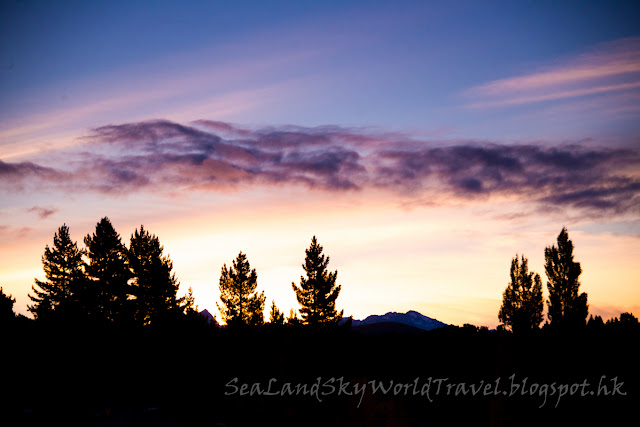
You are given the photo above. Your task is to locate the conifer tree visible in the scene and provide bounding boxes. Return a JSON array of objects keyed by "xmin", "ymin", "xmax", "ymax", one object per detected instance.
[
  {"xmin": 217, "ymin": 252, "xmax": 265, "ymax": 327},
  {"xmin": 587, "ymin": 314, "xmax": 604, "ymax": 329},
  {"xmin": 179, "ymin": 286, "xmax": 198, "ymax": 316},
  {"xmin": 1, "ymin": 287, "xmax": 16, "ymax": 324},
  {"xmin": 84, "ymin": 217, "xmax": 131, "ymax": 324},
  {"xmin": 269, "ymin": 300, "xmax": 285, "ymax": 325},
  {"xmin": 292, "ymin": 236, "xmax": 343, "ymax": 325},
  {"xmin": 606, "ymin": 312, "xmax": 639, "ymax": 329},
  {"xmin": 498, "ymin": 254, "xmax": 543, "ymax": 333},
  {"xmin": 28, "ymin": 224, "xmax": 86, "ymax": 321},
  {"xmin": 545, "ymin": 227, "xmax": 588, "ymax": 328},
  {"xmin": 127, "ymin": 225, "xmax": 180, "ymax": 326},
  {"xmin": 619, "ymin": 312, "xmax": 639, "ymax": 325},
  {"xmin": 286, "ymin": 308, "xmax": 301, "ymax": 326}
]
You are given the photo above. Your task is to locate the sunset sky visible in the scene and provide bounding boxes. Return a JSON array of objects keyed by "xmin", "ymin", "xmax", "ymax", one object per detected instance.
[{"xmin": 1, "ymin": 1, "xmax": 639, "ymax": 328}]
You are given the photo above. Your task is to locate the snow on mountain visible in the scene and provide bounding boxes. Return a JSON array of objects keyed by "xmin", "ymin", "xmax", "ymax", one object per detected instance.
[{"xmin": 350, "ymin": 310, "xmax": 448, "ymax": 331}]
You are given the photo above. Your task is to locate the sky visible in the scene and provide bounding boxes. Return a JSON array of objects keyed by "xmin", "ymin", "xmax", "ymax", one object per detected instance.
[{"xmin": 1, "ymin": 0, "xmax": 639, "ymax": 328}]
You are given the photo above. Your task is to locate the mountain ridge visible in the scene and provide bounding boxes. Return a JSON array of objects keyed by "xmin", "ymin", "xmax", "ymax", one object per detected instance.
[
  {"xmin": 198, "ymin": 308, "xmax": 449, "ymax": 330},
  {"xmin": 349, "ymin": 310, "xmax": 448, "ymax": 331}
]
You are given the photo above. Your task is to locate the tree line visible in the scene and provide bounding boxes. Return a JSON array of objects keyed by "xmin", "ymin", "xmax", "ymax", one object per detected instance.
[
  {"xmin": 1, "ymin": 221, "xmax": 636, "ymax": 332},
  {"xmin": 498, "ymin": 226, "xmax": 638, "ymax": 333},
  {"xmin": 0, "ymin": 217, "xmax": 344, "ymax": 329},
  {"xmin": 22, "ymin": 217, "xmax": 198, "ymax": 327}
]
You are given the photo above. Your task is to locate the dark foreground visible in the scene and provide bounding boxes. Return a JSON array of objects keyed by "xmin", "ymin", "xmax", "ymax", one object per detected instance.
[{"xmin": 2, "ymin": 323, "xmax": 638, "ymax": 427}]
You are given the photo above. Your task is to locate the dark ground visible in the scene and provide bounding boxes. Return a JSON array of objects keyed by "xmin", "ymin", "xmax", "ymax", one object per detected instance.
[{"xmin": 2, "ymin": 323, "xmax": 638, "ymax": 427}]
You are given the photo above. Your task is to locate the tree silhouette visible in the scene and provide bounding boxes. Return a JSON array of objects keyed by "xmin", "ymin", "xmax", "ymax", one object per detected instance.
[
  {"xmin": 292, "ymin": 236, "xmax": 343, "ymax": 325},
  {"xmin": 217, "ymin": 252, "xmax": 265, "ymax": 327},
  {"xmin": 1, "ymin": 287, "xmax": 16, "ymax": 324},
  {"xmin": 619, "ymin": 312, "xmax": 639, "ymax": 325},
  {"xmin": 587, "ymin": 314, "xmax": 604, "ymax": 329},
  {"xmin": 84, "ymin": 217, "xmax": 132, "ymax": 324},
  {"xmin": 606, "ymin": 312, "xmax": 640, "ymax": 329},
  {"xmin": 28, "ymin": 224, "xmax": 86, "ymax": 321},
  {"xmin": 179, "ymin": 286, "xmax": 198, "ymax": 316},
  {"xmin": 286, "ymin": 308, "xmax": 301, "ymax": 326},
  {"xmin": 545, "ymin": 227, "xmax": 588, "ymax": 328},
  {"xmin": 128, "ymin": 225, "xmax": 180, "ymax": 326},
  {"xmin": 498, "ymin": 254, "xmax": 543, "ymax": 333},
  {"xmin": 268, "ymin": 300, "xmax": 285, "ymax": 325}
]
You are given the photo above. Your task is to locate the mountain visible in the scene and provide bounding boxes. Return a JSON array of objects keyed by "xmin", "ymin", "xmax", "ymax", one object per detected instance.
[
  {"xmin": 350, "ymin": 310, "xmax": 448, "ymax": 331},
  {"xmin": 199, "ymin": 309, "xmax": 215, "ymax": 324}
]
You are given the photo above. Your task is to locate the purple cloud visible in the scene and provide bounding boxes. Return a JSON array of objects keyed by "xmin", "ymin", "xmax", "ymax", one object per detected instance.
[
  {"xmin": 0, "ymin": 159, "xmax": 61, "ymax": 179},
  {"xmin": 0, "ymin": 159, "xmax": 67, "ymax": 192},
  {"xmin": 27, "ymin": 206, "xmax": 59, "ymax": 219},
  {"xmin": 372, "ymin": 143, "xmax": 639, "ymax": 204},
  {"xmin": 1, "ymin": 119, "xmax": 638, "ymax": 216}
]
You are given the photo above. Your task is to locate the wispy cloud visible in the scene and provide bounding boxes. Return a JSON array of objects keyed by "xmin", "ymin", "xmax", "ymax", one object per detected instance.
[
  {"xmin": 0, "ymin": 159, "xmax": 66, "ymax": 191},
  {"xmin": 0, "ymin": 225, "xmax": 33, "ymax": 239},
  {"xmin": 0, "ymin": 48, "xmax": 322, "ymax": 161},
  {"xmin": 1, "ymin": 119, "xmax": 639, "ymax": 217},
  {"xmin": 27, "ymin": 206, "xmax": 59, "ymax": 220},
  {"xmin": 465, "ymin": 36, "xmax": 640, "ymax": 109}
]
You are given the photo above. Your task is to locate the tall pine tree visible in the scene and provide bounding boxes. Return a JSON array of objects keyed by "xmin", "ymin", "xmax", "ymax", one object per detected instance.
[
  {"xmin": 84, "ymin": 217, "xmax": 132, "ymax": 325},
  {"xmin": 217, "ymin": 252, "xmax": 265, "ymax": 327},
  {"xmin": 498, "ymin": 254, "xmax": 543, "ymax": 333},
  {"xmin": 292, "ymin": 236, "xmax": 343, "ymax": 326},
  {"xmin": 128, "ymin": 225, "xmax": 180, "ymax": 326},
  {"xmin": 545, "ymin": 227, "xmax": 588, "ymax": 328},
  {"xmin": 268, "ymin": 300, "xmax": 285, "ymax": 325},
  {"xmin": 179, "ymin": 286, "xmax": 198, "ymax": 317},
  {"xmin": 28, "ymin": 224, "xmax": 86, "ymax": 321}
]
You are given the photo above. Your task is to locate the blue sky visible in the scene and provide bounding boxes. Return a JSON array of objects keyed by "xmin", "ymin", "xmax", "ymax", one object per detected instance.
[
  {"xmin": 3, "ymin": 1, "xmax": 639, "ymax": 136},
  {"xmin": 1, "ymin": 1, "xmax": 639, "ymax": 325}
]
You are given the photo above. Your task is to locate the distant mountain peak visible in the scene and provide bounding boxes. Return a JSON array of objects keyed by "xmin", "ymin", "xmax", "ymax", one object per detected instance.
[
  {"xmin": 199, "ymin": 309, "xmax": 214, "ymax": 324},
  {"xmin": 351, "ymin": 310, "xmax": 447, "ymax": 331}
]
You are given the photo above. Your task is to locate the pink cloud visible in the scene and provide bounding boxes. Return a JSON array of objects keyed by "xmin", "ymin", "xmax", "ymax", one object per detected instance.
[
  {"xmin": 468, "ymin": 81, "xmax": 640, "ymax": 108},
  {"xmin": 465, "ymin": 36, "xmax": 640, "ymax": 108}
]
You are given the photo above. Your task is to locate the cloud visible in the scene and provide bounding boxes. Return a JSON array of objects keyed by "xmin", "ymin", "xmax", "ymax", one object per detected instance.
[
  {"xmin": 1, "ymin": 119, "xmax": 639, "ymax": 217},
  {"xmin": 540, "ymin": 180, "xmax": 640, "ymax": 214},
  {"xmin": 27, "ymin": 206, "xmax": 59, "ymax": 219},
  {"xmin": 371, "ymin": 143, "xmax": 640, "ymax": 211},
  {"xmin": 0, "ymin": 159, "xmax": 66, "ymax": 191},
  {"xmin": 0, "ymin": 225, "xmax": 33, "ymax": 239},
  {"xmin": 469, "ymin": 82, "xmax": 640, "ymax": 108},
  {"xmin": 0, "ymin": 159, "xmax": 58, "ymax": 178},
  {"xmin": 79, "ymin": 120, "xmax": 366, "ymax": 192},
  {"xmin": 465, "ymin": 36, "xmax": 640, "ymax": 109}
]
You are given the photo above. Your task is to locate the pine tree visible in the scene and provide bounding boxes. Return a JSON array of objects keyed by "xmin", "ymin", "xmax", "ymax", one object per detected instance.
[
  {"xmin": 587, "ymin": 314, "xmax": 604, "ymax": 329},
  {"xmin": 28, "ymin": 224, "xmax": 86, "ymax": 321},
  {"xmin": 84, "ymin": 217, "xmax": 131, "ymax": 324},
  {"xmin": 268, "ymin": 300, "xmax": 285, "ymax": 325},
  {"xmin": 286, "ymin": 308, "xmax": 301, "ymax": 326},
  {"xmin": 545, "ymin": 227, "xmax": 588, "ymax": 328},
  {"xmin": 606, "ymin": 312, "xmax": 640, "ymax": 329},
  {"xmin": 498, "ymin": 254, "xmax": 543, "ymax": 333},
  {"xmin": 217, "ymin": 252, "xmax": 265, "ymax": 327},
  {"xmin": 292, "ymin": 236, "xmax": 343, "ymax": 326},
  {"xmin": 179, "ymin": 286, "xmax": 198, "ymax": 316},
  {"xmin": 1, "ymin": 287, "xmax": 16, "ymax": 324},
  {"xmin": 128, "ymin": 225, "xmax": 180, "ymax": 326},
  {"xmin": 619, "ymin": 312, "xmax": 639, "ymax": 325}
]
